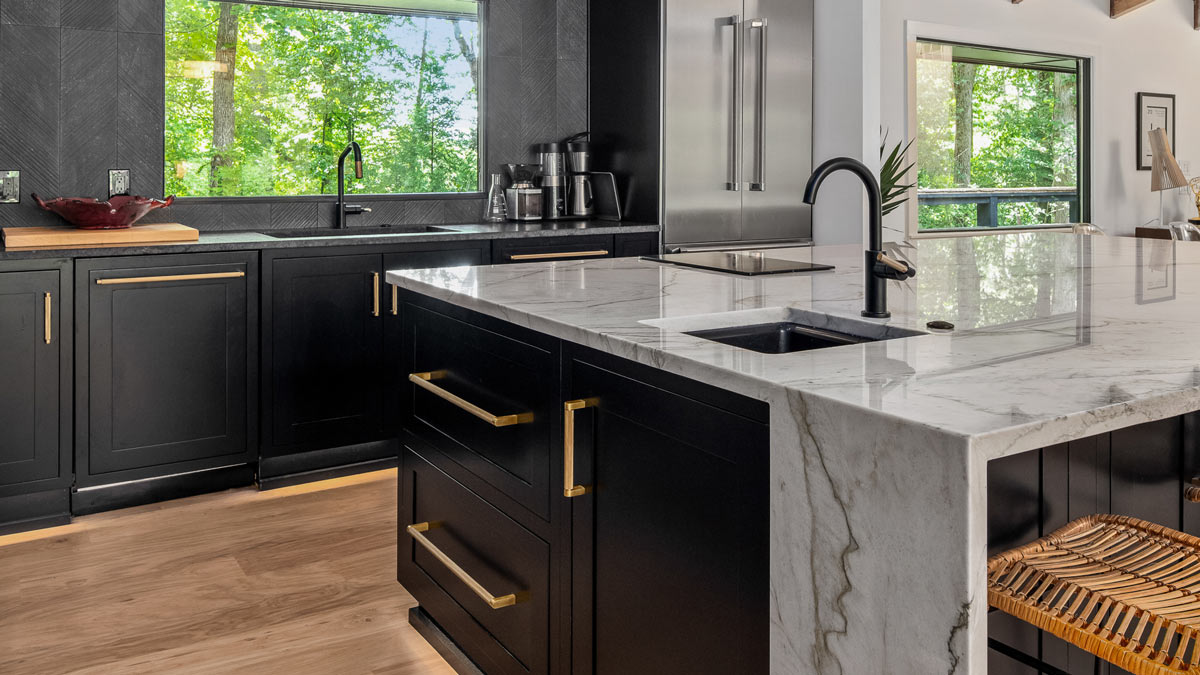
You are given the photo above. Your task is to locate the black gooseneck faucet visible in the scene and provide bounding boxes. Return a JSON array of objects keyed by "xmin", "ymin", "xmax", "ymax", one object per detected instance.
[
  {"xmin": 803, "ymin": 157, "xmax": 917, "ymax": 319},
  {"xmin": 336, "ymin": 141, "xmax": 369, "ymax": 229}
]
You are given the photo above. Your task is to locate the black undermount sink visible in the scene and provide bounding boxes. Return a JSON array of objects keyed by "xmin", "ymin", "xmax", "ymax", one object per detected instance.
[
  {"xmin": 685, "ymin": 322, "xmax": 875, "ymax": 354},
  {"xmin": 265, "ymin": 225, "xmax": 458, "ymax": 238}
]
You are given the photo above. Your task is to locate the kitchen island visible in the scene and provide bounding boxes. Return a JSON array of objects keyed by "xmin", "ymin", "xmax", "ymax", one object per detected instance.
[{"xmin": 389, "ymin": 232, "xmax": 1200, "ymax": 674}]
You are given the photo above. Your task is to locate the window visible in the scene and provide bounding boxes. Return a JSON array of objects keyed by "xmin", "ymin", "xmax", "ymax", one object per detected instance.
[
  {"xmin": 913, "ymin": 40, "xmax": 1089, "ymax": 232},
  {"xmin": 165, "ymin": 0, "xmax": 481, "ymax": 198}
]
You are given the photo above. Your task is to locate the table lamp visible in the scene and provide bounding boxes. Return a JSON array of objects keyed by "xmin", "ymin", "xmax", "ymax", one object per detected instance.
[{"xmin": 1150, "ymin": 127, "xmax": 1188, "ymax": 226}]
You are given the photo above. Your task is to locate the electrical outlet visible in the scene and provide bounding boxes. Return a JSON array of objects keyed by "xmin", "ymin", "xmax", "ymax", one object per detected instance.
[
  {"xmin": 109, "ymin": 169, "xmax": 131, "ymax": 198},
  {"xmin": 0, "ymin": 170, "xmax": 19, "ymax": 204}
]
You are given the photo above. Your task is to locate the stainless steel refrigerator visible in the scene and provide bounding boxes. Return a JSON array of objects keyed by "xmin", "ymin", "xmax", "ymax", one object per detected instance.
[
  {"xmin": 589, "ymin": 0, "xmax": 813, "ymax": 252},
  {"xmin": 662, "ymin": 0, "xmax": 813, "ymax": 250}
]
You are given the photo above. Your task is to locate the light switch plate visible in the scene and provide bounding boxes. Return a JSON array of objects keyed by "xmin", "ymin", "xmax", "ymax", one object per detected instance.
[
  {"xmin": 0, "ymin": 170, "xmax": 19, "ymax": 203},
  {"xmin": 109, "ymin": 169, "xmax": 130, "ymax": 198}
]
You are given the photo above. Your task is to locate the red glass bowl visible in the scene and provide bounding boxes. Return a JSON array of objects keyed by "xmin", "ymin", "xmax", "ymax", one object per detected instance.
[{"xmin": 31, "ymin": 194, "xmax": 175, "ymax": 230}]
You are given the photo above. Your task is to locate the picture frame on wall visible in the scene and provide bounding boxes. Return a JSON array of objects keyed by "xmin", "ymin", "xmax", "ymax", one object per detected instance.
[{"xmin": 1137, "ymin": 92, "xmax": 1176, "ymax": 171}]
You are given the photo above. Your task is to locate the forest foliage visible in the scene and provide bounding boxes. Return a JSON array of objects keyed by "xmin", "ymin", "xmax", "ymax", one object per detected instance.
[
  {"xmin": 916, "ymin": 48, "xmax": 1079, "ymax": 230},
  {"xmin": 165, "ymin": 0, "xmax": 480, "ymax": 198}
]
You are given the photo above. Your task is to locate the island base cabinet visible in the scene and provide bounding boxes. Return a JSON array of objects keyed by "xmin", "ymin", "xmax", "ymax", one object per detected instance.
[
  {"xmin": 567, "ymin": 353, "xmax": 770, "ymax": 675},
  {"xmin": 398, "ymin": 448, "xmax": 551, "ymax": 675}
]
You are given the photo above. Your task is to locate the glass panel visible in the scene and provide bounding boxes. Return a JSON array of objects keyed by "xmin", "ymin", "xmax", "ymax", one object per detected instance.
[
  {"xmin": 915, "ymin": 40, "xmax": 1080, "ymax": 231},
  {"xmin": 165, "ymin": 0, "xmax": 481, "ymax": 197}
]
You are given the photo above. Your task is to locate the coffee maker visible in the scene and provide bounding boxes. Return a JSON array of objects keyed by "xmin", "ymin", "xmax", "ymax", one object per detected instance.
[
  {"xmin": 536, "ymin": 142, "xmax": 569, "ymax": 220},
  {"xmin": 564, "ymin": 132, "xmax": 594, "ymax": 218},
  {"xmin": 505, "ymin": 164, "xmax": 543, "ymax": 221}
]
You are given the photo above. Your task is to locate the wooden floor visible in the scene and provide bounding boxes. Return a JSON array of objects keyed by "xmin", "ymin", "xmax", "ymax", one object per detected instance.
[{"xmin": 0, "ymin": 469, "xmax": 456, "ymax": 675}]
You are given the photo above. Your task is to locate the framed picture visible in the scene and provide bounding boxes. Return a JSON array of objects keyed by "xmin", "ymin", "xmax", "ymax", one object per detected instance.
[
  {"xmin": 1136, "ymin": 238, "xmax": 1176, "ymax": 304},
  {"xmin": 1137, "ymin": 92, "xmax": 1176, "ymax": 171}
]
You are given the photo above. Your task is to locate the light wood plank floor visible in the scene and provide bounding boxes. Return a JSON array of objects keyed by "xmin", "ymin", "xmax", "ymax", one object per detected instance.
[{"xmin": 0, "ymin": 469, "xmax": 455, "ymax": 675}]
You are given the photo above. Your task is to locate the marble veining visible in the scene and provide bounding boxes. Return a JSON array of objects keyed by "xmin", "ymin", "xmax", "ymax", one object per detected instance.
[{"xmin": 389, "ymin": 232, "xmax": 1200, "ymax": 673}]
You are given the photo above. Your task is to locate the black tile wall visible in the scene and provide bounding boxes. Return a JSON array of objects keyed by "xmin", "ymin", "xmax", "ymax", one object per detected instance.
[{"xmin": 0, "ymin": 0, "xmax": 588, "ymax": 231}]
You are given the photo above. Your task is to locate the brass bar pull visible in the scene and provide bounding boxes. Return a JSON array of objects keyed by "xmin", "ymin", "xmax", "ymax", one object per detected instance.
[
  {"xmin": 371, "ymin": 272, "xmax": 380, "ymax": 317},
  {"xmin": 409, "ymin": 372, "xmax": 533, "ymax": 427},
  {"xmin": 509, "ymin": 250, "xmax": 609, "ymax": 262},
  {"xmin": 43, "ymin": 293, "xmax": 51, "ymax": 345},
  {"xmin": 95, "ymin": 271, "xmax": 245, "ymax": 285},
  {"xmin": 563, "ymin": 399, "xmax": 596, "ymax": 497},
  {"xmin": 406, "ymin": 522, "xmax": 523, "ymax": 610},
  {"xmin": 391, "ymin": 284, "xmax": 399, "ymax": 316}
]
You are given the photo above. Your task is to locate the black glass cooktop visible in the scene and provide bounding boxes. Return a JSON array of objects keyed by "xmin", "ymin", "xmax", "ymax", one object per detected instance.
[{"xmin": 642, "ymin": 252, "xmax": 835, "ymax": 276}]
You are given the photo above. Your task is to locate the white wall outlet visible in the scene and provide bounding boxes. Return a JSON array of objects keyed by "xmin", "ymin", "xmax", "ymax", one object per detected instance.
[
  {"xmin": 0, "ymin": 170, "xmax": 19, "ymax": 204},
  {"xmin": 109, "ymin": 169, "xmax": 131, "ymax": 198}
]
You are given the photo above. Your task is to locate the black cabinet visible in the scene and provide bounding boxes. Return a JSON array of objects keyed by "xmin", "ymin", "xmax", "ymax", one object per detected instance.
[
  {"xmin": 613, "ymin": 232, "xmax": 659, "ymax": 258},
  {"xmin": 262, "ymin": 242, "xmax": 488, "ymax": 484},
  {"xmin": 0, "ymin": 263, "xmax": 71, "ymax": 534},
  {"xmin": 566, "ymin": 349, "xmax": 770, "ymax": 675},
  {"xmin": 75, "ymin": 253, "xmax": 258, "ymax": 500}
]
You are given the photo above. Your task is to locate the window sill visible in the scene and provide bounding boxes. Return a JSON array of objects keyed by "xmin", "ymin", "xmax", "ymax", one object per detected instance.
[
  {"xmin": 174, "ymin": 192, "xmax": 485, "ymax": 205},
  {"xmin": 909, "ymin": 225, "xmax": 1073, "ymax": 239}
]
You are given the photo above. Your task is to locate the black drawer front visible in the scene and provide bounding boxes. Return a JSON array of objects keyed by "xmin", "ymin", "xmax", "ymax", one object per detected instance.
[
  {"xmin": 493, "ymin": 235, "xmax": 614, "ymax": 264},
  {"xmin": 402, "ymin": 304, "xmax": 554, "ymax": 519},
  {"xmin": 399, "ymin": 448, "xmax": 550, "ymax": 675}
]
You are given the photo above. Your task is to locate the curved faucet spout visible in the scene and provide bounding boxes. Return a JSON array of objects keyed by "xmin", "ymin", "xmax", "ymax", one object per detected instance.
[{"xmin": 803, "ymin": 157, "xmax": 883, "ymax": 251}]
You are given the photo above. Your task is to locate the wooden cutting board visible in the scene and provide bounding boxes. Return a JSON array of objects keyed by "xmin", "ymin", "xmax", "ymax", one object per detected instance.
[{"xmin": 2, "ymin": 223, "xmax": 199, "ymax": 250}]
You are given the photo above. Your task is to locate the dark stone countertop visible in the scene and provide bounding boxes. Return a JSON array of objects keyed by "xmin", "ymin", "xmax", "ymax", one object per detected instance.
[{"xmin": 0, "ymin": 221, "xmax": 660, "ymax": 262}]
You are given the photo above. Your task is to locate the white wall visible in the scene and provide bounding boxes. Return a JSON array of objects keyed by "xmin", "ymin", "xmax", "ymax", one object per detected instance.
[
  {"xmin": 811, "ymin": 0, "xmax": 881, "ymax": 245},
  {"xmin": 880, "ymin": 0, "xmax": 1200, "ymax": 239}
]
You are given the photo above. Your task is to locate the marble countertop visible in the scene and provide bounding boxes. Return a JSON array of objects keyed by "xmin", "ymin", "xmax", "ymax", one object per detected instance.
[
  {"xmin": 0, "ymin": 220, "xmax": 659, "ymax": 261},
  {"xmin": 389, "ymin": 232, "xmax": 1200, "ymax": 460}
]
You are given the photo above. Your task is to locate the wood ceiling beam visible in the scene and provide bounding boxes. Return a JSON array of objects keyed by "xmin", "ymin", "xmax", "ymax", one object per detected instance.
[{"xmin": 1111, "ymin": 0, "xmax": 1156, "ymax": 18}]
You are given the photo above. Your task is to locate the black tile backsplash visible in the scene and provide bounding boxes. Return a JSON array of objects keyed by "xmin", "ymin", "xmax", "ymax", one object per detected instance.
[{"xmin": 0, "ymin": 0, "xmax": 587, "ymax": 231}]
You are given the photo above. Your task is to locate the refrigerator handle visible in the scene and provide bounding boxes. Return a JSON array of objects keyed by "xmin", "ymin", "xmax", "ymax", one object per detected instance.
[
  {"xmin": 724, "ymin": 15, "xmax": 742, "ymax": 192},
  {"xmin": 748, "ymin": 18, "xmax": 767, "ymax": 192}
]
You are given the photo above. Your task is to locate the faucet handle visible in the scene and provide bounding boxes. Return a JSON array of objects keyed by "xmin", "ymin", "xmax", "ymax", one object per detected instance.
[{"xmin": 873, "ymin": 252, "xmax": 917, "ymax": 280}]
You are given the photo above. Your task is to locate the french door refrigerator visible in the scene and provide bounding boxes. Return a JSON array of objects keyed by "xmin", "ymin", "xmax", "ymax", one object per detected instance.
[{"xmin": 662, "ymin": 0, "xmax": 813, "ymax": 250}]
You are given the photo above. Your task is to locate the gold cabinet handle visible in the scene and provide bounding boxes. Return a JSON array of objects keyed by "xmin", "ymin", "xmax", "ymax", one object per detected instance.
[
  {"xmin": 509, "ymin": 250, "xmax": 609, "ymax": 262},
  {"xmin": 95, "ymin": 271, "xmax": 245, "ymax": 285},
  {"xmin": 409, "ymin": 371, "xmax": 533, "ymax": 427},
  {"xmin": 563, "ymin": 399, "xmax": 596, "ymax": 497},
  {"xmin": 391, "ymin": 284, "xmax": 399, "ymax": 316},
  {"xmin": 371, "ymin": 272, "xmax": 380, "ymax": 317},
  {"xmin": 43, "ymin": 292, "xmax": 51, "ymax": 345},
  {"xmin": 406, "ymin": 522, "xmax": 524, "ymax": 610}
]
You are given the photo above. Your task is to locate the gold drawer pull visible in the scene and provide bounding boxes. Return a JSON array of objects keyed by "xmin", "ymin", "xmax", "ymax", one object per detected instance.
[
  {"xmin": 509, "ymin": 250, "xmax": 609, "ymax": 261},
  {"xmin": 407, "ymin": 522, "xmax": 524, "ymax": 610},
  {"xmin": 95, "ymin": 271, "xmax": 244, "ymax": 285},
  {"xmin": 563, "ymin": 399, "xmax": 596, "ymax": 497},
  {"xmin": 409, "ymin": 371, "xmax": 533, "ymax": 427},
  {"xmin": 43, "ymin": 293, "xmax": 52, "ymax": 345},
  {"xmin": 371, "ymin": 272, "xmax": 380, "ymax": 317}
]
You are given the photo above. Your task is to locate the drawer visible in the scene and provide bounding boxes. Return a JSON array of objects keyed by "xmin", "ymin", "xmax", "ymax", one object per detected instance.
[
  {"xmin": 493, "ymin": 234, "xmax": 615, "ymax": 264},
  {"xmin": 399, "ymin": 448, "xmax": 550, "ymax": 675},
  {"xmin": 402, "ymin": 303, "xmax": 556, "ymax": 519}
]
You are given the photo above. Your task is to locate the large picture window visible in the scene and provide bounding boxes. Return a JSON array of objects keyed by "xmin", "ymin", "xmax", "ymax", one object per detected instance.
[
  {"xmin": 165, "ymin": 0, "xmax": 481, "ymax": 198},
  {"xmin": 914, "ymin": 41, "xmax": 1090, "ymax": 232}
]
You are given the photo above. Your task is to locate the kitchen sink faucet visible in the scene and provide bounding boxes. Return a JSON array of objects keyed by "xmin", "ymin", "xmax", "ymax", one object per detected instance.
[
  {"xmin": 336, "ymin": 141, "xmax": 370, "ymax": 229},
  {"xmin": 803, "ymin": 157, "xmax": 917, "ymax": 318}
]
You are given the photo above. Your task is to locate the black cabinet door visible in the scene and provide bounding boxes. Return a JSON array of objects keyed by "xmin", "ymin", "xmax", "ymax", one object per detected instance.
[
  {"xmin": 613, "ymin": 232, "xmax": 659, "ymax": 258},
  {"xmin": 0, "ymin": 270, "xmax": 61, "ymax": 489},
  {"xmin": 81, "ymin": 254, "xmax": 256, "ymax": 483},
  {"xmin": 266, "ymin": 253, "xmax": 385, "ymax": 455},
  {"xmin": 568, "ymin": 355, "xmax": 769, "ymax": 675}
]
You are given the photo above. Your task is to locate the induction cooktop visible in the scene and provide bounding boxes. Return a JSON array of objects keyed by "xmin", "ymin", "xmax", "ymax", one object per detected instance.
[{"xmin": 642, "ymin": 252, "xmax": 835, "ymax": 276}]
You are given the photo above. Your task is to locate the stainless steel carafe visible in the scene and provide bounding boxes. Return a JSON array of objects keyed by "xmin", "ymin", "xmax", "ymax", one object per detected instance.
[{"xmin": 570, "ymin": 174, "xmax": 594, "ymax": 218}]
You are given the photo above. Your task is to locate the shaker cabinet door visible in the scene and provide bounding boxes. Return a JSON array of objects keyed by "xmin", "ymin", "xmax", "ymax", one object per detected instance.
[
  {"xmin": 0, "ymin": 270, "xmax": 62, "ymax": 489},
  {"xmin": 567, "ymin": 354, "xmax": 769, "ymax": 675},
  {"xmin": 265, "ymin": 253, "xmax": 385, "ymax": 455},
  {"xmin": 81, "ymin": 254, "xmax": 256, "ymax": 482}
]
